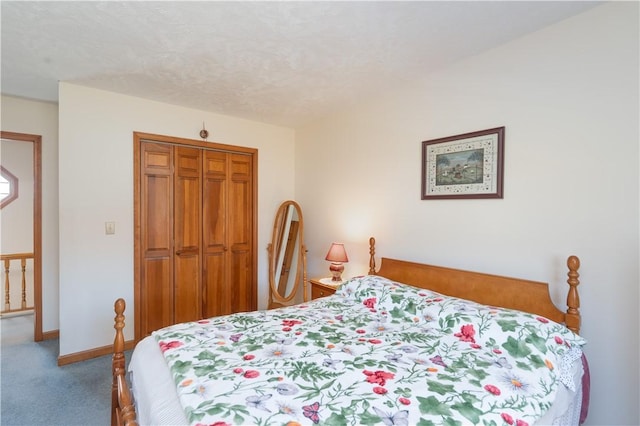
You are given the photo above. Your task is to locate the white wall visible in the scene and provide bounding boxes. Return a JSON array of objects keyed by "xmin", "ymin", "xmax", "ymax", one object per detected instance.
[
  {"xmin": 58, "ymin": 84, "xmax": 295, "ymax": 356},
  {"xmin": 1, "ymin": 96, "xmax": 59, "ymax": 332},
  {"xmin": 296, "ymin": 3, "xmax": 638, "ymax": 425}
]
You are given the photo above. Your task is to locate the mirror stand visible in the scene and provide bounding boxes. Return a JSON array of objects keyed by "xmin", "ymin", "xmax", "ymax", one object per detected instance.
[{"xmin": 268, "ymin": 200, "xmax": 308, "ymax": 309}]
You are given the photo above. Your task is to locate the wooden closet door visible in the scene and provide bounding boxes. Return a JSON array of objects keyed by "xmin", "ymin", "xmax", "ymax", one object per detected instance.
[
  {"xmin": 202, "ymin": 151, "xmax": 255, "ymax": 317},
  {"xmin": 202, "ymin": 151, "xmax": 227, "ymax": 317},
  {"xmin": 228, "ymin": 153, "xmax": 255, "ymax": 313},
  {"xmin": 140, "ymin": 142, "xmax": 174, "ymax": 336},
  {"xmin": 135, "ymin": 132, "xmax": 257, "ymax": 340},
  {"xmin": 174, "ymin": 146, "xmax": 202, "ymax": 323}
]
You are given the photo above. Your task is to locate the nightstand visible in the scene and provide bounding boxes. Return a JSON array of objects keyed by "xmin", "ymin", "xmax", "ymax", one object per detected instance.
[{"xmin": 310, "ymin": 278, "xmax": 339, "ymax": 300}]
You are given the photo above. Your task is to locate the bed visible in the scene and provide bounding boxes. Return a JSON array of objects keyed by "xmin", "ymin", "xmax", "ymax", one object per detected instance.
[{"xmin": 112, "ymin": 237, "xmax": 588, "ymax": 426}]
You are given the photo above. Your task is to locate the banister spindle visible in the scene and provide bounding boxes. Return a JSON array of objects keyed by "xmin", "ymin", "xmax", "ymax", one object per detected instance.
[
  {"xmin": 4, "ymin": 259, "xmax": 10, "ymax": 311},
  {"xmin": 21, "ymin": 258, "xmax": 27, "ymax": 309}
]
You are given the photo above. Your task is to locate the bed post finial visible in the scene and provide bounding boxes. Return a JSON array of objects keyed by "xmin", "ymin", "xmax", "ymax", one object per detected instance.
[
  {"xmin": 565, "ymin": 255, "xmax": 581, "ymax": 334},
  {"xmin": 368, "ymin": 237, "xmax": 376, "ymax": 275},
  {"xmin": 114, "ymin": 298, "xmax": 126, "ymax": 355}
]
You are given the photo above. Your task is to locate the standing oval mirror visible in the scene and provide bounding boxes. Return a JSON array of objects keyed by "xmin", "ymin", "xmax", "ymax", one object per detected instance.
[{"xmin": 268, "ymin": 200, "xmax": 307, "ymax": 309}]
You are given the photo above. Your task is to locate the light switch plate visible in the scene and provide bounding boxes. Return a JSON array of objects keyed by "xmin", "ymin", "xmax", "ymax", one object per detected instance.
[{"xmin": 105, "ymin": 221, "xmax": 115, "ymax": 235}]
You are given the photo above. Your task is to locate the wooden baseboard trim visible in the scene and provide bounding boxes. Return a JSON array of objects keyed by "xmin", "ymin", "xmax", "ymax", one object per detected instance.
[
  {"xmin": 57, "ymin": 339, "xmax": 135, "ymax": 366},
  {"xmin": 42, "ymin": 329, "xmax": 59, "ymax": 340}
]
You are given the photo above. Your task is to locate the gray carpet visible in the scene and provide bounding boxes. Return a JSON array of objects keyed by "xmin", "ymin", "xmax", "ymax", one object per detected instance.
[{"xmin": 1, "ymin": 314, "xmax": 115, "ymax": 426}]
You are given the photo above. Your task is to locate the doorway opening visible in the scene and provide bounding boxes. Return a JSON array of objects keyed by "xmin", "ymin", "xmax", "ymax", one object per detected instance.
[{"xmin": 0, "ymin": 131, "xmax": 42, "ymax": 341}]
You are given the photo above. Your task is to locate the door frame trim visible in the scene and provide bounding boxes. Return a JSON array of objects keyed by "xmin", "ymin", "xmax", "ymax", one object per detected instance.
[
  {"xmin": 1, "ymin": 131, "xmax": 43, "ymax": 341},
  {"xmin": 133, "ymin": 132, "xmax": 258, "ymax": 342}
]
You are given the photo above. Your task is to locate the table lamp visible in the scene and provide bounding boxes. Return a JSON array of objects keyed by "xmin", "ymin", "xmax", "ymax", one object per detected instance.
[{"xmin": 325, "ymin": 242, "xmax": 349, "ymax": 282}]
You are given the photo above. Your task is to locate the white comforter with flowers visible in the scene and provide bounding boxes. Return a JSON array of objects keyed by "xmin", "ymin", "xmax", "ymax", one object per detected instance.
[{"xmin": 152, "ymin": 275, "xmax": 586, "ymax": 426}]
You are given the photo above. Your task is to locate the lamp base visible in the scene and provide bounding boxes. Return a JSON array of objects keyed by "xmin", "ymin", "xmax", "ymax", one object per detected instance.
[{"xmin": 329, "ymin": 262, "xmax": 344, "ymax": 282}]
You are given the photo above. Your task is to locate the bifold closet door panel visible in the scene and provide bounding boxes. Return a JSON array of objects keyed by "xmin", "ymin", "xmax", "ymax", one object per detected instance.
[
  {"xmin": 202, "ymin": 150, "xmax": 228, "ymax": 318},
  {"xmin": 140, "ymin": 142, "xmax": 174, "ymax": 336},
  {"xmin": 174, "ymin": 146, "xmax": 202, "ymax": 324},
  {"xmin": 228, "ymin": 153, "xmax": 255, "ymax": 313}
]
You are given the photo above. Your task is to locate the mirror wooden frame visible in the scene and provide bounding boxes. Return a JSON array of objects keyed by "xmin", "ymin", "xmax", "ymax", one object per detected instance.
[{"xmin": 267, "ymin": 200, "xmax": 307, "ymax": 308}]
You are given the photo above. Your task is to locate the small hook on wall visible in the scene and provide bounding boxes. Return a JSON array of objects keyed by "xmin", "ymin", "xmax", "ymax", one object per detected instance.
[{"xmin": 200, "ymin": 122, "xmax": 209, "ymax": 140}]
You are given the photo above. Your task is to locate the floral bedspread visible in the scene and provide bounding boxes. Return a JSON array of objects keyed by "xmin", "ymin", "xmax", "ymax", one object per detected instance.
[{"xmin": 153, "ymin": 275, "xmax": 586, "ymax": 426}]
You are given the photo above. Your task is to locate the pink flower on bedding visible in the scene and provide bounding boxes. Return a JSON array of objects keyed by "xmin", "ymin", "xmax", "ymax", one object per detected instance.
[
  {"xmin": 398, "ymin": 397, "xmax": 411, "ymax": 405},
  {"xmin": 158, "ymin": 340, "xmax": 182, "ymax": 353},
  {"xmin": 454, "ymin": 324, "xmax": 476, "ymax": 343},
  {"xmin": 501, "ymin": 413, "xmax": 514, "ymax": 425},
  {"xmin": 282, "ymin": 319, "xmax": 303, "ymax": 327},
  {"xmin": 373, "ymin": 386, "xmax": 388, "ymax": 395},
  {"xmin": 429, "ymin": 355, "xmax": 448, "ymax": 368},
  {"xmin": 363, "ymin": 297, "xmax": 377, "ymax": 309},
  {"xmin": 484, "ymin": 384, "xmax": 501, "ymax": 395},
  {"xmin": 515, "ymin": 420, "xmax": 529, "ymax": 426},
  {"xmin": 536, "ymin": 316, "xmax": 549, "ymax": 324},
  {"xmin": 554, "ymin": 336, "xmax": 563, "ymax": 344},
  {"xmin": 243, "ymin": 370, "xmax": 260, "ymax": 379},
  {"xmin": 363, "ymin": 370, "xmax": 395, "ymax": 386}
]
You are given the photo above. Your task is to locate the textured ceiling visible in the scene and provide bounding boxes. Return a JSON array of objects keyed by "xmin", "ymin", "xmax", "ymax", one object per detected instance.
[{"xmin": 1, "ymin": 1, "xmax": 601, "ymax": 128}]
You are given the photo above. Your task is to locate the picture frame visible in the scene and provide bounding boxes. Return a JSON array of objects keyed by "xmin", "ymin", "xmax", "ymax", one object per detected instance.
[{"xmin": 421, "ymin": 127, "xmax": 504, "ymax": 200}]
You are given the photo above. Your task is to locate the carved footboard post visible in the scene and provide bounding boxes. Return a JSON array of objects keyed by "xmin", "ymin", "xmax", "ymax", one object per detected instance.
[
  {"xmin": 112, "ymin": 298, "xmax": 126, "ymax": 426},
  {"xmin": 565, "ymin": 256, "xmax": 581, "ymax": 335},
  {"xmin": 112, "ymin": 298, "xmax": 138, "ymax": 426}
]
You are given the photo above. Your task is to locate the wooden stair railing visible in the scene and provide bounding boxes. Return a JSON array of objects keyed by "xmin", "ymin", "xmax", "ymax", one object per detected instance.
[{"xmin": 1, "ymin": 252, "xmax": 34, "ymax": 314}]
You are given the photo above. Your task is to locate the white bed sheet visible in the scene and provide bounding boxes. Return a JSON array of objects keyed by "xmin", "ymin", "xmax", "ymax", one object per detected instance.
[
  {"xmin": 129, "ymin": 335, "xmax": 188, "ymax": 426},
  {"xmin": 129, "ymin": 334, "xmax": 584, "ymax": 426}
]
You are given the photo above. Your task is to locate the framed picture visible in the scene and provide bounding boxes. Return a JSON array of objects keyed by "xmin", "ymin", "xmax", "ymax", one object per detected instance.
[{"xmin": 421, "ymin": 127, "xmax": 504, "ymax": 200}]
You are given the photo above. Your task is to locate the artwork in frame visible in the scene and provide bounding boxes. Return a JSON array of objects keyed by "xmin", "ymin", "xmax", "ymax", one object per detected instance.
[{"xmin": 421, "ymin": 127, "xmax": 504, "ymax": 200}]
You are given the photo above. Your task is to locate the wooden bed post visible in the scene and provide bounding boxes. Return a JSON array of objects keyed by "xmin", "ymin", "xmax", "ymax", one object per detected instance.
[
  {"xmin": 368, "ymin": 237, "xmax": 376, "ymax": 275},
  {"xmin": 112, "ymin": 298, "xmax": 138, "ymax": 426},
  {"xmin": 111, "ymin": 299, "xmax": 127, "ymax": 425},
  {"xmin": 565, "ymin": 255, "xmax": 581, "ymax": 334},
  {"xmin": 112, "ymin": 298, "xmax": 126, "ymax": 426}
]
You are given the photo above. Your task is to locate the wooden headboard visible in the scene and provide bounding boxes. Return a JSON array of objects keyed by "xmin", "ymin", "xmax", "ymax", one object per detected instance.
[{"xmin": 367, "ymin": 237, "xmax": 581, "ymax": 334}]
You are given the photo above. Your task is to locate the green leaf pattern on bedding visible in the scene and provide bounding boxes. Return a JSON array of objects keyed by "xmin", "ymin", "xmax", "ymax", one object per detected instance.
[{"xmin": 153, "ymin": 275, "xmax": 586, "ymax": 426}]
